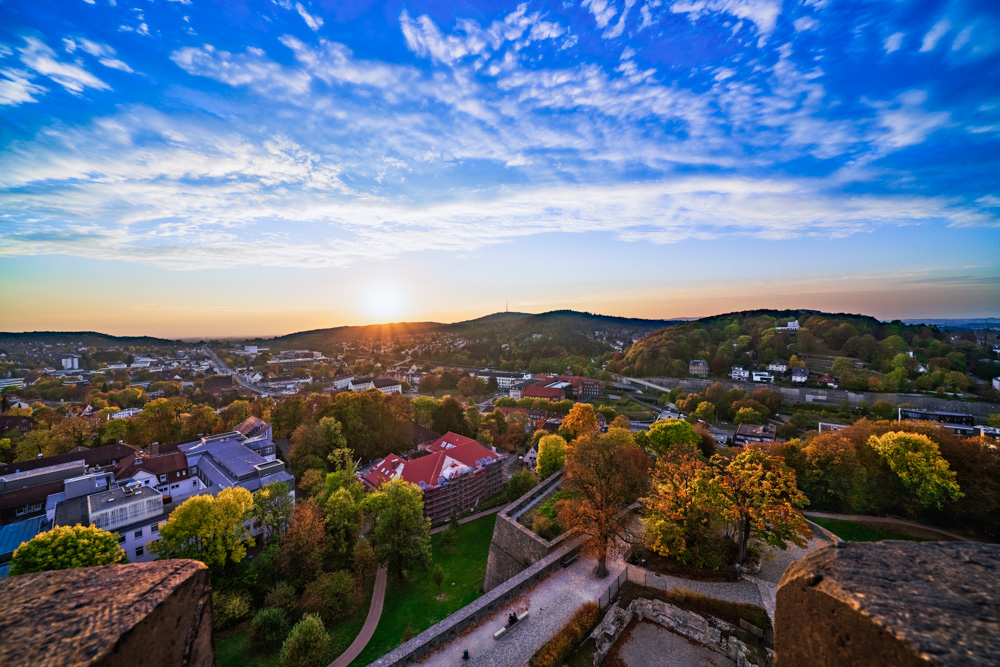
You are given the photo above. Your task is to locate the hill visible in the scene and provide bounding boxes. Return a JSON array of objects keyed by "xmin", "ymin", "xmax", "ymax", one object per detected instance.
[{"xmin": 0, "ymin": 331, "xmax": 180, "ymax": 347}]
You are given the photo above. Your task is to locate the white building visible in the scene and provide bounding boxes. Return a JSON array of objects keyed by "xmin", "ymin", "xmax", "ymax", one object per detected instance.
[
  {"xmin": 767, "ymin": 360, "xmax": 789, "ymax": 373},
  {"xmin": 55, "ymin": 484, "xmax": 166, "ymax": 563},
  {"xmin": 730, "ymin": 366, "xmax": 749, "ymax": 381},
  {"xmin": 791, "ymin": 367, "xmax": 809, "ymax": 383},
  {"xmin": 109, "ymin": 407, "xmax": 143, "ymax": 420},
  {"xmin": 752, "ymin": 371, "xmax": 774, "ymax": 383},
  {"xmin": 776, "ymin": 320, "xmax": 800, "ymax": 331},
  {"xmin": 61, "ymin": 357, "xmax": 79, "ymax": 370}
]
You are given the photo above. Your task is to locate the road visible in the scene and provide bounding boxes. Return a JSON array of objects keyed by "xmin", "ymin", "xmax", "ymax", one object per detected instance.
[{"xmin": 201, "ymin": 346, "xmax": 268, "ymax": 395}]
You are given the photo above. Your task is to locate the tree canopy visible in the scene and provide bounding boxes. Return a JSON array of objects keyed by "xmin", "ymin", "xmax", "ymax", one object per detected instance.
[
  {"xmin": 152, "ymin": 487, "xmax": 254, "ymax": 570},
  {"xmin": 10, "ymin": 524, "xmax": 127, "ymax": 575},
  {"xmin": 362, "ymin": 478, "xmax": 432, "ymax": 578}
]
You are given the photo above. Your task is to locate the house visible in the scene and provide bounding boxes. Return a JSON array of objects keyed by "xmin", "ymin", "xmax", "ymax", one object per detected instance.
[
  {"xmin": 730, "ymin": 366, "xmax": 749, "ymax": 381},
  {"xmin": 0, "ymin": 515, "xmax": 47, "ymax": 578},
  {"xmin": 331, "ymin": 374, "xmax": 355, "ymax": 391},
  {"xmin": 817, "ymin": 374, "xmax": 838, "ymax": 389},
  {"xmin": 776, "ymin": 320, "xmax": 800, "ymax": 331},
  {"xmin": 522, "ymin": 384, "xmax": 567, "ymax": 401},
  {"xmin": 752, "ymin": 371, "xmax": 774, "ymax": 384},
  {"xmin": 523, "ymin": 443, "xmax": 539, "ymax": 470},
  {"xmin": 0, "ymin": 378, "xmax": 25, "ymax": 390},
  {"xmin": 508, "ymin": 378, "xmax": 541, "ymax": 400},
  {"xmin": 898, "ymin": 408, "xmax": 979, "ymax": 437},
  {"xmin": 359, "ymin": 432, "xmax": 504, "ymax": 524},
  {"xmin": 474, "ymin": 371, "xmax": 528, "ymax": 391},
  {"xmin": 689, "ymin": 360, "xmax": 709, "ymax": 378},
  {"xmin": 993, "ymin": 377, "xmax": 1000, "ymax": 392},
  {"xmin": 733, "ymin": 423, "xmax": 778, "ymax": 446},
  {"xmin": 0, "ymin": 415, "xmax": 34, "ymax": 436},
  {"xmin": 55, "ymin": 485, "xmax": 166, "ymax": 563},
  {"xmin": 791, "ymin": 367, "xmax": 809, "ymax": 383},
  {"xmin": 767, "ymin": 360, "xmax": 790, "ymax": 373},
  {"xmin": 817, "ymin": 422, "xmax": 849, "ymax": 433},
  {"xmin": 233, "ymin": 416, "xmax": 272, "ymax": 442},
  {"xmin": 203, "ymin": 375, "xmax": 237, "ymax": 398},
  {"xmin": 109, "ymin": 407, "xmax": 143, "ymax": 420}
]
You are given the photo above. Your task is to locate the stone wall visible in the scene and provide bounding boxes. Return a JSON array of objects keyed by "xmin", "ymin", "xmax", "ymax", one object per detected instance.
[
  {"xmin": 482, "ymin": 471, "xmax": 576, "ymax": 591},
  {"xmin": 591, "ymin": 597, "xmax": 772, "ymax": 667},
  {"xmin": 0, "ymin": 559, "xmax": 214, "ymax": 667},
  {"xmin": 776, "ymin": 541, "xmax": 1000, "ymax": 667}
]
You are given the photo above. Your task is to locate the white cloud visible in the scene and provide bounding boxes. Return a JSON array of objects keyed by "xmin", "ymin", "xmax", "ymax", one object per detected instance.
[
  {"xmin": 17, "ymin": 37, "xmax": 109, "ymax": 94},
  {"xmin": 884, "ymin": 32, "xmax": 904, "ymax": 54},
  {"xmin": 605, "ymin": 0, "xmax": 637, "ymax": 39},
  {"xmin": 295, "ymin": 3, "xmax": 324, "ymax": 32},
  {"xmin": 920, "ymin": 19, "xmax": 950, "ymax": 52},
  {"xmin": 171, "ymin": 44, "xmax": 312, "ymax": 98},
  {"xmin": 871, "ymin": 90, "xmax": 950, "ymax": 150},
  {"xmin": 0, "ymin": 68, "xmax": 47, "ymax": 105},
  {"xmin": 670, "ymin": 0, "xmax": 783, "ymax": 39},
  {"xmin": 794, "ymin": 16, "xmax": 818, "ymax": 32},
  {"xmin": 582, "ymin": 0, "xmax": 618, "ymax": 29},
  {"xmin": 99, "ymin": 58, "xmax": 134, "ymax": 73}
]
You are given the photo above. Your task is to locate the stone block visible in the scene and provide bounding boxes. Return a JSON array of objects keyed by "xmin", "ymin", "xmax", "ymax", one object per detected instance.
[{"xmin": 0, "ymin": 560, "xmax": 214, "ymax": 667}]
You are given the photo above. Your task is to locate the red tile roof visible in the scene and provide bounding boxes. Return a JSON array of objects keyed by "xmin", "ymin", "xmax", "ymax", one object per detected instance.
[
  {"xmin": 360, "ymin": 432, "xmax": 501, "ymax": 489},
  {"xmin": 523, "ymin": 385, "xmax": 566, "ymax": 400},
  {"xmin": 114, "ymin": 451, "xmax": 188, "ymax": 480}
]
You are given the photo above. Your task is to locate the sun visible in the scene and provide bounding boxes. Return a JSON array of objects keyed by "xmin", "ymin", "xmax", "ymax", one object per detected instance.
[{"xmin": 361, "ymin": 283, "xmax": 406, "ymax": 323}]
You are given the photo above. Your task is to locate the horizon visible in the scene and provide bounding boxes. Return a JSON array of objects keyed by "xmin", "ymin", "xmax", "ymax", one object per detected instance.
[{"xmin": 2, "ymin": 0, "xmax": 999, "ymax": 338}]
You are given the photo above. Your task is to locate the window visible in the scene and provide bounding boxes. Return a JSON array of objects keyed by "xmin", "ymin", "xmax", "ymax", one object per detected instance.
[
  {"xmin": 15, "ymin": 508, "xmax": 24, "ymax": 517},
  {"xmin": 118, "ymin": 533, "xmax": 125, "ymax": 543},
  {"xmin": 151, "ymin": 523, "xmax": 159, "ymax": 534},
  {"xmin": 159, "ymin": 474, "xmax": 167, "ymax": 482},
  {"xmin": 28, "ymin": 502, "xmax": 42, "ymax": 512},
  {"xmin": 135, "ymin": 546, "xmax": 144, "ymax": 558},
  {"xmin": 134, "ymin": 529, "xmax": 143, "ymax": 539}
]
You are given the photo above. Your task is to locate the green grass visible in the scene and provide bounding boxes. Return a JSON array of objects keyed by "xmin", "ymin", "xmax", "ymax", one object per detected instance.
[
  {"xmin": 214, "ymin": 579, "xmax": 374, "ymax": 667},
  {"xmin": 809, "ymin": 517, "xmax": 945, "ymax": 542},
  {"xmin": 351, "ymin": 513, "xmax": 497, "ymax": 665}
]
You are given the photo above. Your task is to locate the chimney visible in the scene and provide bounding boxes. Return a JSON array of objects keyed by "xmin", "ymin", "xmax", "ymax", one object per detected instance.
[{"xmin": 149, "ymin": 442, "xmax": 159, "ymax": 457}]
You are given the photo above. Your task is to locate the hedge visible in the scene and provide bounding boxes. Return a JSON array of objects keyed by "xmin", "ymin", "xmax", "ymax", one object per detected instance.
[{"xmin": 528, "ymin": 601, "xmax": 600, "ymax": 667}]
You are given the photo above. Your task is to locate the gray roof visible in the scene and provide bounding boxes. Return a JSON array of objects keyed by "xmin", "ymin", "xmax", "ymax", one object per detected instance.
[
  {"xmin": 0, "ymin": 515, "xmax": 47, "ymax": 558},
  {"xmin": 181, "ymin": 438, "xmax": 266, "ymax": 479}
]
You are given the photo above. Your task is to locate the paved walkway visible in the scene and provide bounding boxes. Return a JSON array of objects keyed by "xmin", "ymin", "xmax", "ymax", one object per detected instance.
[
  {"xmin": 329, "ymin": 566, "xmax": 387, "ymax": 667},
  {"xmin": 421, "ymin": 554, "xmax": 625, "ymax": 667},
  {"xmin": 804, "ymin": 511, "xmax": 973, "ymax": 542}
]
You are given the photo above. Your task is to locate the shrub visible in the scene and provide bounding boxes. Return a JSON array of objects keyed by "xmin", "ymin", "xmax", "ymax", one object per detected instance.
[
  {"xmin": 246, "ymin": 607, "xmax": 290, "ymax": 650},
  {"xmin": 531, "ymin": 513, "xmax": 561, "ymax": 541},
  {"xmin": 279, "ymin": 615, "xmax": 329, "ymax": 667},
  {"xmin": 213, "ymin": 590, "xmax": 253, "ymax": 630},
  {"xmin": 264, "ymin": 581, "xmax": 299, "ymax": 618},
  {"xmin": 301, "ymin": 570, "xmax": 359, "ymax": 623},
  {"xmin": 528, "ymin": 601, "xmax": 600, "ymax": 667}
]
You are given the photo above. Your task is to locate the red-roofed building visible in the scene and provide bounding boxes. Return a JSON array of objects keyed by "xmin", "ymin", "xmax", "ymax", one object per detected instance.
[
  {"xmin": 233, "ymin": 416, "xmax": 272, "ymax": 441},
  {"xmin": 114, "ymin": 451, "xmax": 193, "ymax": 497},
  {"xmin": 359, "ymin": 432, "xmax": 505, "ymax": 524},
  {"xmin": 522, "ymin": 385, "xmax": 567, "ymax": 401}
]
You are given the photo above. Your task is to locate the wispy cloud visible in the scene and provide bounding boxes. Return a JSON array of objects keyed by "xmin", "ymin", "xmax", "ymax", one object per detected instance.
[{"xmin": 295, "ymin": 3, "xmax": 323, "ymax": 32}]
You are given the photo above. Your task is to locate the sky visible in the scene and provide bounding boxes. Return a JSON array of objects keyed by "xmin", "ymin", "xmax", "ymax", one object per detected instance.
[{"xmin": 1, "ymin": 0, "xmax": 998, "ymax": 338}]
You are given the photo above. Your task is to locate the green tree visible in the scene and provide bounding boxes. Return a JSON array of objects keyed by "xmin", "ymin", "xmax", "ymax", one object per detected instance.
[
  {"xmin": 645, "ymin": 419, "xmax": 700, "ymax": 458},
  {"xmin": 506, "ymin": 468, "xmax": 538, "ymax": 502},
  {"xmin": 988, "ymin": 414, "xmax": 1000, "ymax": 429},
  {"xmin": 302, "ymin": 570, "xmax": 359, "ymax": 623},
  {"xmin": 431, "ymin": 396, "xmax": 470, "ymax": 436},
  {"xmin": 10, "ymin": 524, "xmax": 126, "ymax": 575},
  {"xmin": 279, "ymin": 615, "xmax": 329, "ymax": 667},
  {"xmin": 536, "ymin": 434, "xmax": 568, "ymax": 478},
  {"xmin": 694, "ymin": 401, "xmax": 717, "ymax": 422},
  {"xmin": 361, "ymin": 478, "xmax": 432, "ymax": 578},
  {"xmin": 251, "ymin": 481, "xmax": 294, "ymax": 545},
  {"xmin": 325, "ymin": 487, "xmax": 362, "ymax": 566},
  {"xmin": 733, "ymin": 407, "xmax": 763, "ymax": 425},
  {"xmin": 246, "ymin": 607, "xmax": 290, "ymax": 650},
  {"xmin": 152, "ymin": 487, "xmax": 255, "ymax": 570},
  {"xmin": 432, "ymin": 563, "xmax": 445, "ymax": 589},
  {"xmin": 352, "ymin": 537, "xmax": 377, "ymax": 584},
  {"xmin": 868, "ymin": 431, "xmax": 962, "ymax": 509}
]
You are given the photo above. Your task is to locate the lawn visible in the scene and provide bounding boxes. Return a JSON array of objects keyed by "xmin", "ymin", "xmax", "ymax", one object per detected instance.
[
  {"xmin": 809, "ymin": 517, "xmax": 949, "ymax": 542},
  {"xmin": 351, "ymin": 513, "xmax": 497, "ymax": 665},
  {"xmin": 214, "ymin": 578, "xmax": 374, "ymax": 667}
]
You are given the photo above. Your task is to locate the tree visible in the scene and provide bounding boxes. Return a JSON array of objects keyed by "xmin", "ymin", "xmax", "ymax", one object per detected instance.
[
  {"xmin": 325, "ymin": 487, "xmax": 362, "ymax": 566},
  {"xmin": 694, "ymin": 401, "xmax": 716, "ymax": 422},
  {"xmin": 352, "ymin": 537, "xmax": 377, "ymax": 584},
  {"xmin": 557, "ymin": 433, "xmax": 650, "ymax": 577},
  {"xmin": 251, "ymin": 481, "xmax": 294, "ymax": 545},
  {"xmin": 733, "ymin": 408, "xmax": 763, "ymax": 425},
  {"xmin": 697, "ymin": 449, "xmax": 810, "ymax": 565},
  {"xmin": 279, "ymin": 615, "xmax": 329, "ymax": 667},
  {"xmin": 868, "ymin": 431, "xmax": 962, "ymax": 509},
  {"xmin": 362, "ymin": 478, "xmax": 432, "ymax": 578},
  {"xmin": 536, "ymin": 434, "xmax": 568, "ymax": 478},
  {"xmin": 418, "ymin": 374, "xmax": 440, "ymax": 394},
  {"xmin": 457, "ymin": 375, "xmax": 480, "ymax": 397},
  {"xmin": 431, "ymin": 396, "xmax": 470, "ymax": 436},
  {"xmin": 432, "ymin": 563, "xmax": 445, "ymax": 589},
  {"xmin": 506, "ymin": 468, "xmax": 538, "ymax": 502},
  {"xmin": 152, "ymin": 487, "xmax": 254, "ymax": 570},
  {"xmin": 10, "ymin": 524, "xmax": 126, "ymax": 575},
  {"xmin": 645, "ymin": 419, "xmax": 700, "ymax": 458},
  {"xmin": 561, "ymin": 403, "xmax": 599, "ymax": 440},
  {"xmin": 278, "ymin": 501, "xmax": 328, "ymax": 585},
  {"xmin": 288, "ymin": 417, "xmax": 348, "ymax": 477},
  {"xmin": 987, "ymin": 414, "xmax": 1000, "ymax": 429},
  {"xmin": 302, "ymin": 570, "xmax": 359, "ymax": 623},
  {"xmin": 246, "ymin": 607, "xmax": 290, "ymax": 651}
]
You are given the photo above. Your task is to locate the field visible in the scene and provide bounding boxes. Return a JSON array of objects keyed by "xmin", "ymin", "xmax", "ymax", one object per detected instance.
[
  {"xmin": 350, "ymin": 513, "xmax": 497, "ymax": 665},
  {"xmin": 809, "ymin": 516, "xmax": 953, "ymax": 542}
]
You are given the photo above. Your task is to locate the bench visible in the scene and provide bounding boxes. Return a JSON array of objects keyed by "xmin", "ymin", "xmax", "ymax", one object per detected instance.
[
  {"xmin": 560, "ymin": 553, "xmax": 580, "ymax": 568},
  {"xmin": 494, "ymin": 612, "xmax": 530, "ymax": 639}
]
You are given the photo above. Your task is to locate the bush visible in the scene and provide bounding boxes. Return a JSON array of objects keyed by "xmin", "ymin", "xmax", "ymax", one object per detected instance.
[
  {"xmin": 301, "ymin": 570, "xmax": 359, "ymax": 623},
  {"xmin": 265, "ymin": 581, "xmax": 299, "ymax": 618},
  {"xmin": 279, "ymin": 615, "xmax": 329, "ymax": 667},
  {"xmin": 213, "ymin": 590, "xmax": 253, "ymax": 630},
  {"xmin": 246, "ymin": 607, "xmax": 290, "ymax": 650},
  {"xmin": 528, "ymin": 601, "xmax": 600, "ymax": 667},
  {"xmin": 531, "ymin": 513, "xmax": 561, "ymax": 541}
]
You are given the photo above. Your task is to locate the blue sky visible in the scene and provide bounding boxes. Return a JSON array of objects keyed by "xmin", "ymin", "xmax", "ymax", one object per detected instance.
[{"xmin": 1, "ymin": 0, "xmax": 998, "ymax": 336}]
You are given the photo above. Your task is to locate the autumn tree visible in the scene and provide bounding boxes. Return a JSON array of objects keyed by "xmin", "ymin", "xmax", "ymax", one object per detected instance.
[
  {"xmin": 10, "ymin": 525, "xmax": 126, "ymax": 575},
  {"xmin": 645, "ymin": 419, "xmax": 700, "ymax": 458},
  {"xmin": 557, "ymin": 432, "xmax": 650, "ymax": 577},
  {"xmin": 278, "ymin": 501, "xmax": 328, "ymax": 585},
  {"xmin": 250, "ymin": 481, "xmax": 294, "ymax": 545},
  {"xmin": 561, "ymin": 403, "xmax": 600, "ymax": 440},
  {"xmin": 868, "ymin": 431, "xmax": 962, "ymax": 509},
  {"xmin": 361, "ymin": 478, "xmax": 431, "ymax": 578},
  {"xmin": 697, "ymin": 449, "xmax": 810, "ymax": 565},
  {"xmin": 643, "ymin": 452, "xmax": 717, "ymax": 566},
  {"xmin": 153, "ymin": 487, "xmax": 255, "ymax": 570},
  {"xmin": 733, "ymin": 407, "xmax": 763, "ymax": 425},
  {"xmin": 325, "ymin": 487, "xmax": 362, "ymax": 567},
  {"xmin": 431, "ymin": 396, "xmax": 470, "ymax": 436},
  {"xmin": 288, "ymin": 416, "xmax": 348, "ymax": 477},
  {"xmin": 536, "ymin": 434, "xmax": 568, "ymax": 478}
]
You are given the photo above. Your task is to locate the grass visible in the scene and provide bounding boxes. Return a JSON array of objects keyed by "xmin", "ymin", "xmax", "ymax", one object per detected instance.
[
  {"xmin": 350, "ymin": 513, "xmax": 497, "ymax": 665},
  {"xmin": 214, "ymin": 578, "xmax": 375, "ymax": 667},
  {"xmin": 809, "ymin": 516, "xmax": 948, "ymax": 542}
]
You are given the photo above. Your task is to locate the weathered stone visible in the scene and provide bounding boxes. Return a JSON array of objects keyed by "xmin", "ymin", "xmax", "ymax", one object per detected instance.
[
  {"xmin": 776, "ymin": 541, "xmax": 1000, "ymax": 667},
  {"xmin": 0, "ymin": 560, "xmax": 214, "ymax": 667}
]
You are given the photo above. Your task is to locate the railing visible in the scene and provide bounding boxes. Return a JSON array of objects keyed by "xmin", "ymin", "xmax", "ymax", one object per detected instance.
[{"xmin": 598, "ymin": 566, "xmax": 630, "ymax": 609}]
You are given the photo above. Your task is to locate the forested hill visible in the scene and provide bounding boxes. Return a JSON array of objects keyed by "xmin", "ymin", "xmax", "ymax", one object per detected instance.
[
  {"xmin": 608, "ymin": 309, "xmax": 956, "ymax": 381},
  {"xmin": 263, "ymin": 310, "xmax": 684, "ymax": 350},
  {"xmin": 0, "ymin": 331, "xmax": 179, "ymax": 346}
]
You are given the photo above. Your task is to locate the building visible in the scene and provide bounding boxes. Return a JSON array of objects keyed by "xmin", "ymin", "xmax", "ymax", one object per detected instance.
[
  {"xmin": 791, "ymin": 367, "xmax": 809, "ymax": 383},
  {"xmin": 474, "ymin": 371, "xmax": 528, "ymax": 391},
  {"xmin": 61, "ymin": 356, "xmax": 80, "ymax": 370},
  {"xmin": 114, "ymin": 451, "xmax": 194, "ymax": 499},
  {"xmin": 109, "ymin": 407, "xmax": 143, "ymax": 420},
  {"xmin": 55, "ymin": 485, "xmax": 166, "ymax": 563},
  {"xmin": 0, "ymin": 515, "xmax": 48, "ymax": 578},
  {"xmin": 817, "ymin": 422, "xmax": 849, "ymax": 433},
  {"xmin": 752, "ymin": 371, "xmax": 774, "ymax": 384},
  {"xmin": 178, "ymin": 436, "xmax": 294, "ymax": 496},
  {"xmin": 349, "ymin": 377, "xmax": 402, "ymax": 395},
  {"xmin": 817, "ymin": 374, "xmax": 838, "ymax": 388},
  {"xmin": 0, "ymin": 378, "xmax": 25, "ymax": 390},
  {"xmin": 359, "ymin": 432, "xmax": 505, "ymax": 524},
  {"xmin": 331, "ymin": 374, "xmax": 355, "ymax": 390},
  {"xmin": 689, "ymin": 360, "xmax": 709, "ymax": 378},
  {"xmin": 522, "ymin": 384, "xmax": 567, "ymax": 401},
  {"xmin": 767, "ymin": 360, "xmax": 790, "ymax": 373},
  {"xmin": 0, "ymin": 415, "xmax": 34, "ymax": 436},
  {"xmin": 776, "ymin": 320, "xmax": 800, "ymax": 331},
  {"xmin": 734, "ymin": 423, "xmax": 778, "ymax": 446},
  {"xmin": 897, "ymin": 408, "xmax": 979, "ymax": 436},
  {"xmin": 730, "ymin": 366, "xmax": 749, "ymax": 381},
  {"xmin": 993, "ymin": 377, "xmax": 1000, "ymax": 392}
]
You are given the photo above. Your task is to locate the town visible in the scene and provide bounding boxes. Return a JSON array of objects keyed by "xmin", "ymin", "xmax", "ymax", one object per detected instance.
[{"xmin": 1, "ymin": 309, "xmax": 999, "ymax": 666}]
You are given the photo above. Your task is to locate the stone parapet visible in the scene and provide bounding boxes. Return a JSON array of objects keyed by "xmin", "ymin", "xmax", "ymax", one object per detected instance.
[
  {"xmin": 0, "ymin": 560, "xmax": 214, "ymax": 667},
  {"xmin": 776, "ymin": 541, "xmax": 1000, "ymax": 666}
]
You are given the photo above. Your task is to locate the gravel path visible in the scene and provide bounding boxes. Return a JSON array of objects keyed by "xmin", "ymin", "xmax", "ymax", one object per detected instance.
[{"xmin": 606, "ymin": 621, "xmax": 735, "ymax": 667}]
